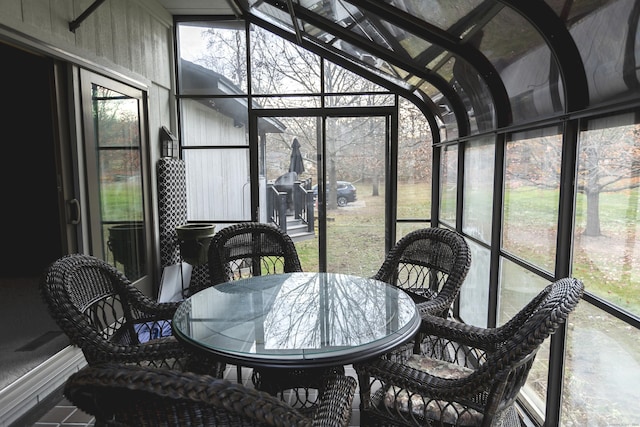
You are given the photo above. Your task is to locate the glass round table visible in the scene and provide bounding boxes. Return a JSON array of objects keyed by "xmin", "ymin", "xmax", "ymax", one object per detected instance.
[{"xmin": 173, "ymin": 272, "xmax": 420, "ymax": 370}]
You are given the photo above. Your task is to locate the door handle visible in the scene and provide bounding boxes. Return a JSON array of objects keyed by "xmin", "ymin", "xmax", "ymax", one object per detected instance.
[{"xmin": 68, "ymin": 198, "xmax": 81, "ymax": 225}]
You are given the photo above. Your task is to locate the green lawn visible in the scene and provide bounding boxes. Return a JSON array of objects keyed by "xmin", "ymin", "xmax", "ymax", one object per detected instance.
[{"xmin": 296, "ymin": 182, "xmax": 639, "ymax": 315}]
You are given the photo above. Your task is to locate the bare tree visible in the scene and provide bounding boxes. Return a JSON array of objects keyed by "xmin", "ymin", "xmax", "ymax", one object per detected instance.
[{"xmin": 506, "ymin": 123, "xmax": 640, "ymax": 237}]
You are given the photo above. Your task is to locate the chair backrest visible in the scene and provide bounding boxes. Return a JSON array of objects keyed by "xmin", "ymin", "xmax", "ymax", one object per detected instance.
[
  {"xmin": 482, "ymin": 277, "xmax": 583, "ymax": 417},
  {"xmin": 206, "ymin": 222, "xmax": 303, "ymax": 289},
  {"xmin": 64, "ymin": 364, "xmax": 312, "ymax": 427},
  {"xmin": 373, "ymin": 227, "xmax": 471, "ymax": 316},
  {"xmin": 40, "ymin": 254, "xmax": 152, "ymax": 360}
]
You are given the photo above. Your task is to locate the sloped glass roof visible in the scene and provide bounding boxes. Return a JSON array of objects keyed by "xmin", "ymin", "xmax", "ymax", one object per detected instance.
[{"xmin": 232, "ymin": 0, "xmax": 637, "ymax": 136}]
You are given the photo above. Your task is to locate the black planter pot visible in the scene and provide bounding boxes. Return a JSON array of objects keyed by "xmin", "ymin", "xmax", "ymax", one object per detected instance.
[
  {"xmin": 176, "ymin": 223, "xmax": 216, "ymax": 266},
  {"xmin": 108, "ymin": 223, "xmax": 146, "ymax": 279}
]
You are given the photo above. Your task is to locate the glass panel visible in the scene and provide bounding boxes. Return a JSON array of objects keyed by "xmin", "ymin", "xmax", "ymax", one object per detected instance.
[
  {"xmin": 561, "ymin": 302, "xmax": 640, "ymax": 426},
  {"xmin": 252, "ymin": 96, "xmax": 321, "ymax": 109},
  {"xmin": 183, "ymin": 149, "xmax": 250, "ymax": 221},
  {"xmin": 325, "ymin": 94, "xmax": 394, "ymax": 107},
  {"xmin": 385, "ymin": 25, "xmax": 433, "ymax": 59},
  {"xmin": 384, "ymin": 0, "xmax": 485, "ymax": 32},
  {"xmin": 257, "ymin": 116, "xmax": 319, "ymax": 271},
  {"xmin": 325, "ymin": 116, "xmax": 387, "ymax": 276},
  {"xmin": 439, "ymin": 144, "xmax": 458, "ymax": 226},
  {"xmin": 397, "ymin": 97, "xmax": 432, "ymax": 221},
  {"xmin": 180, "ymin": 99, "xmax": 249, "ymax": 147},
  {"xmin": 324, "ymin": 60, "xmax": 390, "ymax": 95},
  {"xmin": 250, "ymin": 25, "xmax": 321, "ymax": 94},
  {"xmin": 503, "ymin": 128, "xmax": 562, "ymax": 273},
  {"xmin": 178, "ymin": 22, "xmax": 247, "ymax": 94},
  {"xmin": 544, "ymin": 0, "xmax": 613, "ymax": 21},
  {"xmin": 250, "ymin": 2, "xmax": 294, "ymax": 32},
  {"xmin": 499, "ymin": 258, "xmax": 551, "ymax": 422},
  {"xmin": 462, "ymin": 137, "xmax": 494, "ymax": 243},
  {"xmin": 568, "ymin": 0, "xmax": 640, "ymax": 105},
  {"xmin": 297, "ymin": 0, "xmax": 359, "ymax": 23},
  {"xmin": 258, "ymin": 115, "xmax": 388, "ymax": 277},
  {"xmin": 451, "ymin": 56, "xmax": 496, "ymax": 132},
  {"xmin": 574, "ymin": 113, "xmax": 640, "ymax": 316},
  {"xmin": 396, "ymin": 222, "xmax": 430, "ymax": 241},
  {"xmin": 324, "ymin": 37, "xmax": 408, "ymax": 84},
  {"xmin": 429, "ymin": 88, "xmax": 459, "ymax": 141},
  {"xmin": 499, "ymin": 257, "xmax": 550, "ymax": 324},
  {"xmin": 480, "ymin": 7, "xmax": 564, "ymax": 122},
  {"xmin": 459, "ymin": 239, "xmax": 490, "ymax": 327},
  {"xmin": 92, "ymin": 84, "xmax": 146, "ymax": 280}
]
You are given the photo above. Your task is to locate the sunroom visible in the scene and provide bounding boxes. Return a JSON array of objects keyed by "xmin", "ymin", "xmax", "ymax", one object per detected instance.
[{"xmin": 0, "ymin": 1, "xmax": 639, "ymax": 426}]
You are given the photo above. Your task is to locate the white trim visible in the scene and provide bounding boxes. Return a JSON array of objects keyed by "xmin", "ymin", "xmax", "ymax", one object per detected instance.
[{"xmin": 0, "ymin": 346, "xmax": 86, "ymax": 427}]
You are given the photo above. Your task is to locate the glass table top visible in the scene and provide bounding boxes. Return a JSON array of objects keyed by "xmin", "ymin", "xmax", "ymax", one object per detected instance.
[{"xmin": 173, "ymin": 272, "xmax": 420, "ymax": 369}]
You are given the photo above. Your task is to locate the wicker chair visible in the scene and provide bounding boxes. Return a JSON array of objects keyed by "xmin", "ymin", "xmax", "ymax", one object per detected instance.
[
  {"xmin": 354, "ymin": 277, "xmax": 584, "ymax": 427},
  {"xmin": 204, "ymin": 222, "xmax": 314, "ymax": 394},
  {"xmin": 64, "ymin": 364, "xmax": 357, "ymax": 427},
  {"xmin": 205, "ymin": 222, "xmax": 303, "ymax": 291},
  {"xmin": 40, "ymin": 253, "xmax": 224, "ymax": 377},
  {"xmin": 374, "ymin": 227, "xmax": 471, "ymax": 318}
]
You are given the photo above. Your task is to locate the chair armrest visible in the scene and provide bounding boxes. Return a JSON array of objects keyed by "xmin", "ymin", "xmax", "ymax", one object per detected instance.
[
  {"xmin": 122, "ymin": 284, "xmax": 181, "ymax": 319},
  {"xmin": 355, "ymin": 357, "xmax": 483, "ymax": 402},
  {"xmin": 418, "ymin": 314, "xmax": 505, "ymax": 352},
  {"xmin": 87, "ymin": 335, "xmax": 188, "ymax": 362}
]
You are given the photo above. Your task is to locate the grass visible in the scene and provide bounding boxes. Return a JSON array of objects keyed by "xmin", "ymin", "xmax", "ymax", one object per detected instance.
[{"xmin": 294, "ymin": 181, "xmax": 639, "ymax": 315}]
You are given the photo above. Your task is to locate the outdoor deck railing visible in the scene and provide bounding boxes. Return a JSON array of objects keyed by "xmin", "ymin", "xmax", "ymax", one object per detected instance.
[{"xmin": 266, "ymin": 179, "xmax": 314, "ymax": 233}]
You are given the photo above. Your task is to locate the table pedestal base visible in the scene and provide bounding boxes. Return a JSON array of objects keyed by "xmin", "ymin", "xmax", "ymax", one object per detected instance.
[{"xmin": 252, "ymin": 366, "xmax": 346, "ymax": 408}]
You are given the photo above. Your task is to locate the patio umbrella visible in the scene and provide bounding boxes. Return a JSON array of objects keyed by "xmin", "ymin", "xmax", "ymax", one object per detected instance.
[{"xmin": 288, "ymin": 138, "xmax": 305, "ymax": 174}]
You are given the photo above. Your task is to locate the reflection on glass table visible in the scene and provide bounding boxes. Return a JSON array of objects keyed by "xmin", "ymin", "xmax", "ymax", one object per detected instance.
[{"xmin": 173, "ymin": 272, "xmax": 420, "ymax": 369}]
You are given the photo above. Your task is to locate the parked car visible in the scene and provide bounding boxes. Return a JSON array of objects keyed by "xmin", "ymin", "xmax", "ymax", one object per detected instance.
[{"xmin": 312, "ymin": 181, "xmax": 357, "ymax": 207}]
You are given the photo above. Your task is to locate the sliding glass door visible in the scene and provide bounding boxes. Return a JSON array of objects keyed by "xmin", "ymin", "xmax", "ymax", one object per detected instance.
[
  {"xmin": 79, "ymin": 70, "xmax": 152, "ymax": 286},
  {"xmin": 254, "ymin": 110, "xmax": 391, "ymax": 275}
]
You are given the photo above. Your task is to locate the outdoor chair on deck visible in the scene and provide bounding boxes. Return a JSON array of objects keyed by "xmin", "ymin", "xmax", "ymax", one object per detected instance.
[
  {"xmin": 64, "ymin": 364, "xmax": 357, "ymax": 427},
  {"xmin": 353, "ymin": 277, "xmax": 584, "ymax": 427},
  {"xmin": 374, "ymin": 227, "xmax": 471, "ymax": 318},
  {"xmin": 41, "ymin": 254, "xmax": 224, "ymax": 377}
]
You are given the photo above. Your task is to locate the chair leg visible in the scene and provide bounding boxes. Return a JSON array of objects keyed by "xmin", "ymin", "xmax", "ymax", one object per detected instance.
[{"xmin": 237, "ymin": 365, "xmax": 243, "ymax": 384}]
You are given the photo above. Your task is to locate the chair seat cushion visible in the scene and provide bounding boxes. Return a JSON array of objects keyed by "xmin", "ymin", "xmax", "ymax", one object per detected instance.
[{"xmin": 383, "ymin": 355, "xmax": 482, "ymax": 426}]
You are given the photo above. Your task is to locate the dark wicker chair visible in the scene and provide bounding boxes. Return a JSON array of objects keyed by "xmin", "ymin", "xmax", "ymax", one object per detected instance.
[
  {"xmin": 40, "ymin": 253, "xmax": 224, "ymax": 377},
  {"xmin": 205, "ymin": 222, "xmax": 311, "ymax": 394},
  {"xmin": 373, "ymin": 227, "xmax": 471, "ymax": 318},
  {"xmin": 205, "ymin": 222, "xmax": 303, "ymax": 291},
  {"xmin": 64, "ymin": 364, "xmax": 357, "ymax": 427},
  {"xmin": 353, "ymin": 277, "xmax": 584, "ymax": 427}
]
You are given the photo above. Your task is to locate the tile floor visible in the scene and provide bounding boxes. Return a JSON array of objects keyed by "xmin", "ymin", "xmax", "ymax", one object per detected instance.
[{"xmin": 26, "ymin": 365, "xmax": 361, "ymax": 427}]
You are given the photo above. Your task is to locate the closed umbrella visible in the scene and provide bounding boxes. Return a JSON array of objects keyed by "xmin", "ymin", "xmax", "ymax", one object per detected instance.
[{"xmin": 288, "ymin": 138, "xmax": 305, "ymax": 174}]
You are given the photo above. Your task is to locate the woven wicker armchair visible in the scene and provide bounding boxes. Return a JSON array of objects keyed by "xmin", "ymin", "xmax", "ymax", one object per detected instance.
[
  {"xmin": 205, "ymin": 222, "xmax": 303, "ymax": 291},
  {"xmin": 41, "ymin": 254, "xmax": 224, "ymax": 377},
  {"xmin": 64, "ymin": 364, "xmax": 357, "ymax": 427},
  {"xmin": 205, "ymin": 222, "xmax": 312, "ymax": 394},
  {"xmin": 354, "ymin": 277, "xmax": 584, "ymax": 427},
  {"xmin": 373, "ymin": 227, "xmax": 471, "ymax": 318}
]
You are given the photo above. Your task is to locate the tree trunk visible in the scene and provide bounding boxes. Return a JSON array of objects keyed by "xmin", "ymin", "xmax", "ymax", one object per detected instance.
[
  {"xmin": 372, "ymin": 174, "xmax": 379, "ymax": 196},
  {"xmin": 328, "ymin": 158, "xmax": 337, "ymax": 210},
  {"xmin": 584, "ymin": 190, "xmax": 601, "ymax": 236}
]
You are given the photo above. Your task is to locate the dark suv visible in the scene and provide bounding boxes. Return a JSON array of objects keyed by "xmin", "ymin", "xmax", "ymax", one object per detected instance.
[{"xmin": 312, "ymin": 181, "xmax": 357, "ymax": 207}]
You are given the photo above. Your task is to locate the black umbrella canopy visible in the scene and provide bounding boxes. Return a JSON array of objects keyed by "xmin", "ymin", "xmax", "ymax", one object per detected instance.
[{"xmin": 289, "ymin": 138, "xmax": 305, "ymax": 174}]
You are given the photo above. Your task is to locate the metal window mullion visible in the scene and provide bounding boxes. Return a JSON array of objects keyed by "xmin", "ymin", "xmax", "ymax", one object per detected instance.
[
  {"xmin": 488, "ymin": 132, "xmax": 506, "ymax": 328},
  {"xmin": 545, "ymin": 119, "xmax": 579, "ymax": 427}
]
